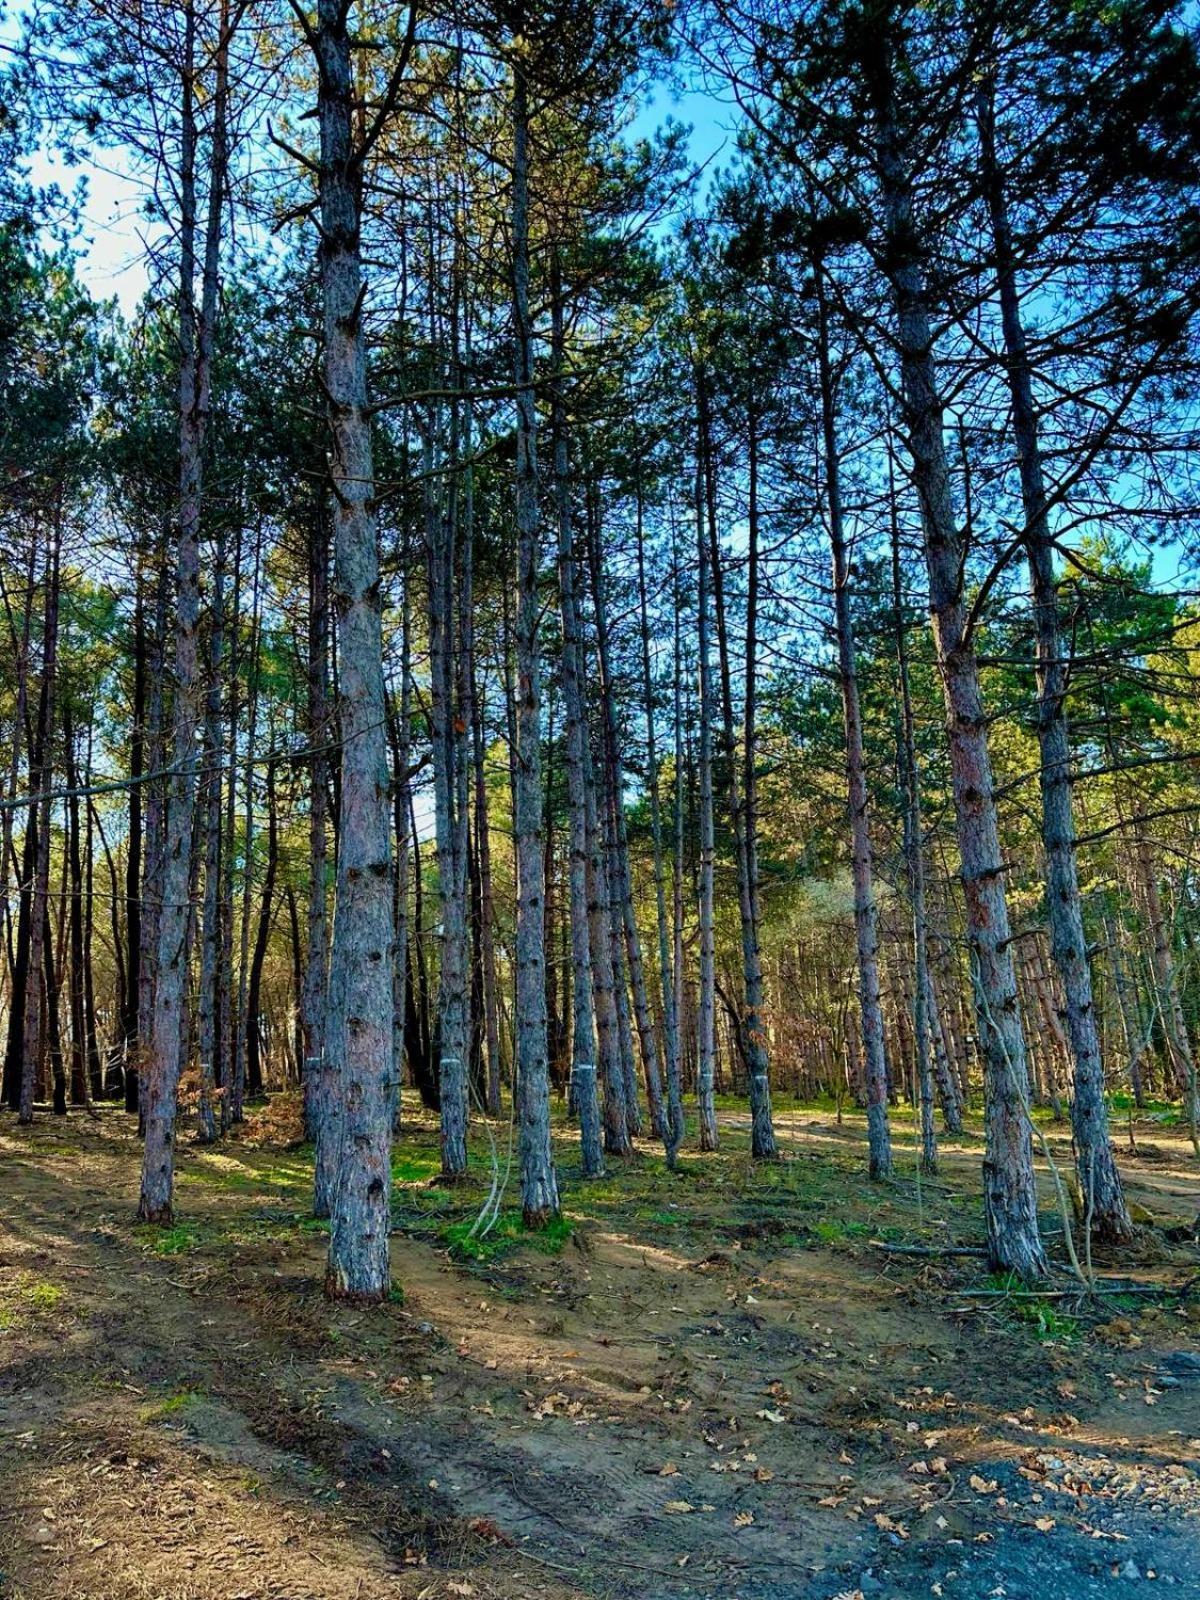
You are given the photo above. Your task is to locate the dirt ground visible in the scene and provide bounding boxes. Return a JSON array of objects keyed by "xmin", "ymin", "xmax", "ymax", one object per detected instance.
[{"xmin": 1, "ymin": 1099, "xmax": 1198, "ymax": 1600}]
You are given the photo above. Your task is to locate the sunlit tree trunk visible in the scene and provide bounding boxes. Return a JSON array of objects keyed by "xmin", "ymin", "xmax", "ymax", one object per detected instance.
[
  {"xmin": 870, "ymin": 45, "xmax": 1045, "ymax": 1276},
  {"xmin": 977, "ymin": 80, "xmax": 1130, "ymax": 1240},
  {"xmin": 140, "ymin": 0, "xmax": 229, "ymax": 1218},
  {"xmin": 510, "ymin": 47, "xmax": 559, "ymax": 1224},
  {"xmin": 694, "ymin": 406, "xmax": 719, "ymax": 1153},
  {"xmin": 313, "ymin": 0, "xmax": 395, "ymax": 1301},
  {"xmin": 813, "ymin": 282, "xmax": 892, "ymax": 1176},
  {"xmin": 551, "ymin": 268, "xmax": 603, "ymax": 1176}
]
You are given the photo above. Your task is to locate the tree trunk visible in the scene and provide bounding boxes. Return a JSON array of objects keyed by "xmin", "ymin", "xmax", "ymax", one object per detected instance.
[
  {"xmin": 196, "ymin": 513, "xmax": 226, "ymax": 1144},
  {"xmin": 139, "ymin": 0, "xmax": 229, "ymax": 1220},
  {"xmin": 551, "ymin": 269, "xmax": 603, "ymax": 1176},
  {"xmin": 585, "ymin": 482, "xmax": 664, "ymax": 1144},
  {"xmin": 694, "ymin": 408, "xmax": 719, "ymax": 1153},
  {"xmin": 244, "ymin": 755, "xmax": 278, "ymax": 1103},
  {"xmin": 870, "ymin": 46, "xmax": 1045, "ymax": 1276},
  {"xmin": 20, "ymin": 512, "xmax": 62, "ymax": 1124},
  {"xmin": 312, "ymin": 0, "xmax": 396, "ymax": 1301},
  {"xmin": 303, "ymin": 498, "xmax": 330, "ymax": 1157},
  {"xmin": 637, "ymin": 478, "xmax": 684, "ymax": 1163},
  {"xmin": 976, "ymin": 80, "xmax": 1130, "ymax": 1242},
  {"xmin": 698, "ymin": 377, "xmax": 772, "ymax": 1157},
  {"xmin": 814, "ymin": 284, "xmax": 893, "ymax": 1177},
  {"xmin": 510, "ymin": 53, "xmax": 559, "ymax": 1225}
]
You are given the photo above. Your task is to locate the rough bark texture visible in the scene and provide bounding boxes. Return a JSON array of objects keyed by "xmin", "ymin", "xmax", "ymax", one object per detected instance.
[
  {"xmin": 19, "ymin": 519, "xmax": 61, "ymax": 1124},
  {"xmin": 815, "ymin": 281, "xmax": 892, "ymax": 1178},
  {"xmin": 870, "ymin": 46, "xmax": 1045, "ymax": 1277},
  {"xmin": 303, "ymin": 501, "xmax": 330, "ymax": 1167},
  {"xmin": 977, "ymin": 82, "xmax": 1131, "ymax": 1242},
  {"xmin": 586, "ymin": 491, "xmax": 665, "ymax": 1145},
  {"xmin": 316, "ymin": 0, "xmax": 394, "ymax": 1301},
  {"xmin": 196, "ymin": 516, "xmax": 225, "ymax": 1146},
  {"xmin": 552, "ymin": 278, "xmax": 604, "ymax": 1178},
  {"xmin": 699, "ymin": 379, "xmax": 772, "ymax": 1158},
  {"xmin": 510, "ymin": 55, "xmax": 559, "ymax": 1225},
  {"xmin": 139, "ymin": 1, "xmax": 215, "ymax": 1217},
  {"xmin": 638, "ymin": 488, "xmax": 684, "ymax": 1164},
  {"xmin": 694, "ymin": 427, "xmax": 719, "ymax": 1153},
  {"xmin": 426, "ymin": 401, "xmax": 469, "ymax": 1183}
]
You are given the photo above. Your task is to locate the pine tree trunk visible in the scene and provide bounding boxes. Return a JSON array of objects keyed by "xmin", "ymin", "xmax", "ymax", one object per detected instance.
[
  {"xmin": 471, "ymin": 676, "xmax": 502, "ymax": 1117},
  {"xmin": 510, "ymin": 50, "xmax": 559, "ymax": 1225},
  {"xmin": 196, "ymin": 515, "xmax": 226, "ymax": 1145},
  {"xmin": 698, "ymin": 377, "xmax": 772, "ymax": 1156},
  {"xmin": 637, "ymin": 478, "xmax": 684, "ymax": 1163},
  {"xmin": 137, "ymin": 553, "xmax": 170, "ymax": 1133},
  {"xmin": 870, "ymin": 53, "xmax": 1045, "ymax": 1276},
  {"xmin": 314, "ymin": 0, "xmax": 395, "ymax": 1301},
  {"xmin": 977, "ymin": 81, "xmax": 1130, "ymax": 1242},
  {"xmin": 814, "ymin": 278, "xmax": 892, "ymax": 1177},
  {"xmin": 551, "ymin": 269, "xmax": 603, "ymax": 1177},
  {"xmin": 139, "ymin": 0, "xmax": 228, "ymax": 1220},
  {"xmin": 244, "ymin": 755, "xmax": 278, "ymax": 1103},
  {"xmin": 303, "ymin": 499, "xmax": 330, "ymax": 1159},
  {"xmin": 20, "ymin": 514, "xmax": 62, "ymax": 1124},
  {"xmin": 694, "ymin": 414, "xmax": 719, "ymax": 1153},
  {"xmin": 586, "ymin": 486, "xmax": 665, "ymax": 1143},
  {"xmin": 426, "ymin": 396, "xmax": 469, "ymax": 1182}
]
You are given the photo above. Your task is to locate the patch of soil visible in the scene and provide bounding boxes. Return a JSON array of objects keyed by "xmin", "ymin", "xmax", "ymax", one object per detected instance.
[{"xmin": 1, "ymin": 1105, "xmax": 1197, "ymax": 1600}]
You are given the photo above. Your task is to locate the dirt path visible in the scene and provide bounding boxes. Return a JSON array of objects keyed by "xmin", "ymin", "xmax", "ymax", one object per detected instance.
[{"xmin": 1, "ymin": 1107, "xmax": 1198, "ymax": 1600}]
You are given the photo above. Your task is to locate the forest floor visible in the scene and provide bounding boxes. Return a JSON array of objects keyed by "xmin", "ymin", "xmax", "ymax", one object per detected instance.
[{"xmin": 0, "ymin": 1098, "xmax": 1198, "ymax": 1600}]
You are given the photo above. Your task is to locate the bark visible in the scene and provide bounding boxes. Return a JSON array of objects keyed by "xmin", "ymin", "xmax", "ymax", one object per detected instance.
[
  {"xmin": 889, "ymin": 475, "xmax": 949, "ymax": 1158},
  {"xmin": 425, "ymin": 392, "xmax": 469, "ymax": 1182},
  {"xmin": 196, "ymin": 513, "xmax": 226, "ymax": 1144},
  {"xmin": 230, "ymin": 548, "xmax": 263, "ymax": 1125},
  {"xmin": 313, "ymin": 0, "xmax": 396, "ymax": 1302},
  {"xmin": 65, "ymin": 708, "xmax": 89, "ymax": 1107},
  {"xmin": 244, "ymin": 755, "xmax": 278, "ymax": 1104},
  {"xmin": 637, "ymin": 481, "xmax": 684, "ymax": 1164},
  {"xmin": 976, "ymin": 81, "xmax": 1130, "ymax": 1242},
  {"xmin": 583, "ymin": 704, "xmax": 630, "ymax": 1155},
  {"xmin": 585, "ymin": 484, "xmax": 664, "ymax": 1144},
  {"xmin": 388, "ymin": 585, "xmax": 413, "ymax": 1135},
  {"xmin": 869, "ymin": 42, "xmax": 1045, "ymax": 1276},
  {"xmin": 139, "ymin": 0, "xmax": 229, "ymax": 1220},
  {"xmin": 137, "ymin": 551, "xmax": 170, "ymax": 1132},
  {"xmin": 303, "ymin": 499, "xmax": 330, "ymax": 1154},
  {"xmin": 510, "ymin": 51, "xmax": 559, "ymax": 1224},
  {"xmin": 0, "ymin": 538, "xmax": 37, "ymax": 1110},
  {"xmin": 698, "ymin": 377, "xmax": 772, "ymax": 1157},
  {"xmin": 123, "ymin": 569, "xmax": 146, "ymax": 1111},
  {"xmin": 1105, "ymin": 911, "xmax": 1145, "ymax": 1108},
  {"xmin": 1135, "ymin": 829, "xmax": 1199, "ymax": 1129},
  {"xmin": 19, "ymin": 513, "xmax": 62, "ymax": 1124},
  {"xmin": 551, "ymin": 270, "xmax": 603, "ymax": 1176},
  {"xmin": 472, "ymin": 670, "xmax": 502, "ymax": 1117},
  {"xmin": 814, "ymin": 283, "xmax": 892, "ymax": 1177},
  {"xmin": 694, "ymin": 417, "xmax": 719, "ymax": 1153}
]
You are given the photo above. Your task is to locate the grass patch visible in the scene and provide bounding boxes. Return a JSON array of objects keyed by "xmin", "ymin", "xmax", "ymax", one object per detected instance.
[
  {"xmin": 441, "ymin": 1210, "xmax": 573, "ymax": 1263},
  {"xmin": 140, "ymin": 1387, "xmax": 201, "ymax": 1423},
  {"xmin": 139, "ymin": 1221, "xmax": 206, "ymax": 1255},
  {"xmin": 0, "ymin": 1276, "xmax": 65, "ymax": 1330},
  {"xmin": 986, "ymin": 1273, "xmax": 1081, "ymax": 1343}
]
